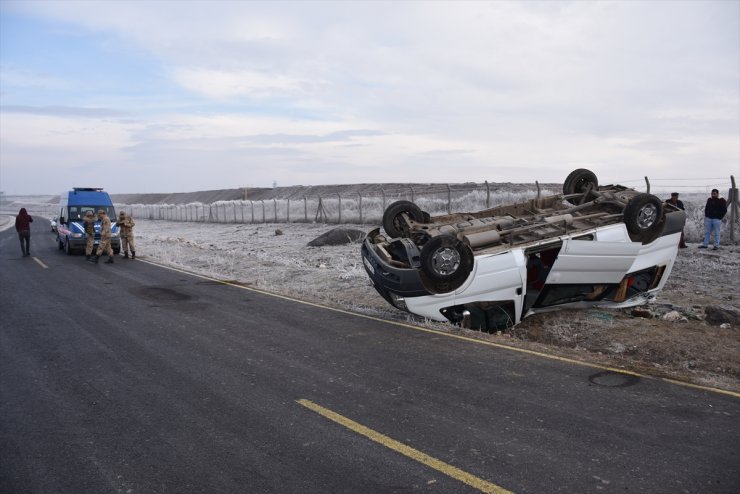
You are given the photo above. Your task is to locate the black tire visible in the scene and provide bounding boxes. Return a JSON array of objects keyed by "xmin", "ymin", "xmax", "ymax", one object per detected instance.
[
  {"xmin": 382, "ymin": 200, "xmax": 425, "ymax": 238},
  {"xmin": 563, "ymin": 168, "xmax": 598, "ymax": 204},
  {"xmin": 623, "ymin": 193, "xmax": 664, "ymax": 243},
  {"xmin": 420, "ymin": 235, "xmax": 474, "ymax": 291}
]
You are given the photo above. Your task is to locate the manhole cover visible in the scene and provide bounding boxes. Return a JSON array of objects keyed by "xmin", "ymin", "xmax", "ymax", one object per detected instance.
[{"xmin": 588, "ymin": 371, "xmax": 640, "ymax": 388}]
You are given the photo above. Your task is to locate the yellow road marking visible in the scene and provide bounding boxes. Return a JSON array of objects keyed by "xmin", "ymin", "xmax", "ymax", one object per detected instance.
[
  {"xmin": 32, "ymin": 257, "xmax": 48, "ymax": 269},
  {"xmin": 297, "ymin": 399, "xmax": 512, "ymax": 494},
  {"xmin": 138, "ymin": 258, "xmax": 740, "ymax": 399}
]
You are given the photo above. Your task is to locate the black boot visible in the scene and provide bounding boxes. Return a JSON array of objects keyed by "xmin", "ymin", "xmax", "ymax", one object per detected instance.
[
  {"xmin": 123, "ymin": 252, "xmax": 129, "ymax": 259},
  {"xmin": 105, "ymin": 256, "xmax": 114, "ymax": 264},
  {"xmin": 86, "ymin": 255, "xmax": 91, "ymax": 260},
  {"xmin": 88, "ymin": 255, "xmax": 99, "ymax": 264},
  {"xmin": 131, "ymin": 251, "xmax": 135, "ymax": 259}
]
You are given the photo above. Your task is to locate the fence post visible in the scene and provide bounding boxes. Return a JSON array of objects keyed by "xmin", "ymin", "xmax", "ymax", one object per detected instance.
[
  {"xmin": 485, "ymin": 181, "xmax": 490, "ymax": 208},
  {"xmin": 273, "ymin": 199, "xmax": 278, "ymax": 222},
  {"xmin": 250, "ymin": 201, "xmax": 254, "ymax": 223},
  {"xmin": 447, "ymin": 184, "xmax": 452, "ymax": 214},
  {"xmin": 261, "ymin": 200, "xmax": 266, "ymax": 223},
  {"xmin": 644, "ymin": 176, "xmax": 650, "ymax": 194},
  {"xmin": 337, "ymin": 193, "xmax": 342, "ymax": 224},
  {"xmin": 536, "ymin": 180, "xmax": 541, "ymax": 201},
  {"xmin": 359, "ymin": 192, "xmax": 363, "ymax": 224},
  {"xmin": 304, "ymin": 196, "xmax": 308, "ymax": 223},
  {"xmin": 233, "ymin": 203, "xmax": 237, "ymax": 223},
  {"xmin": 730, "ymin": 175, "xmax": 738, "ymax": 243},
  {"xmin": 287, "ymin": 199, "xmax": 291, "ymax": 223},
  {"xmin": 381, "ymin": 188, "xmax": 386, "ymax": 211},
  {"xmin": 410, "ymin": 186, "xmax": 415, "ymax": 202}
]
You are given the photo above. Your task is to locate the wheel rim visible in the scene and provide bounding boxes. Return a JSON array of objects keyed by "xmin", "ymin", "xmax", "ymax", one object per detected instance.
[
  {"xmin": 637, "ymin": 204, "xmax": 658, "ymax": 229},
  {"xmin": 431, "ymin": 247, "xmax": 461, "ymax": 275}
]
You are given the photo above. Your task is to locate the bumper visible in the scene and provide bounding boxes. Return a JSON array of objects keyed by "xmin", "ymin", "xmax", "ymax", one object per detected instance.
[
  {"xmin": 68, "ymin": 238, "xmax": 121, "ymax": 250},
  {"xmin": 361, "ymin": 231, "xmax": 431, "ymax": 307}
]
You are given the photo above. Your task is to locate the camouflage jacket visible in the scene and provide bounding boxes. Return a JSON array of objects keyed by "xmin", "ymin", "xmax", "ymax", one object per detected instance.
[
  {"xmin": 118, "ymin": 215, "xmax": 135, "ymax": 237},
  {"xmin": 99, "ymin": 216, "xmax": 112, "ymax": 239},
  {"xmin": 84, "ymin": 217, "xmax": 96, "ymax": 235}
]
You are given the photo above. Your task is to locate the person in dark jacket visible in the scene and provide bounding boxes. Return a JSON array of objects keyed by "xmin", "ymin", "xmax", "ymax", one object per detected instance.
[
  {"xmin": 699, "ymin": 189, "xmax": 727, "ymax": 250},
  {"xmin": 665, "ymin": 192, "xmax": 687, "ymax": 248},
  {"xmin": 14, "ymin": 208, "xmax": 33, "ymax": 257}
]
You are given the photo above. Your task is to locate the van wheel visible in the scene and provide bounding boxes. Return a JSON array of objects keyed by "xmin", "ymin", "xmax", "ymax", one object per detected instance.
[
  {"xmin": 624, "ymin": 193, "xmax": 664, "ymax": 243},
  {"xmin": 420, "ymin": 235, "xmax": 474, "ymax": 292},
  {"xmin": 563, "ymin": 168, "xmax": 598, "ymax": 204},
  {"xmin": 382, "ymin": 200, "xmax": 425, "ymax": 238}
]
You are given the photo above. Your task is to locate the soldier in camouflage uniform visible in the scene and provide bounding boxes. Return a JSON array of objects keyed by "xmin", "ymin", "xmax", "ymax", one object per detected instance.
[
  {"xmin": 89, "ymin": 210, "xmax": 114, "ymax": 264},
  {"xmin": 118, "ymin": 211, "xmax": 136, "ymax": 259},
  {"xmin": 83, "ymin": 211, "xmax": 96, "ymax": 260}
]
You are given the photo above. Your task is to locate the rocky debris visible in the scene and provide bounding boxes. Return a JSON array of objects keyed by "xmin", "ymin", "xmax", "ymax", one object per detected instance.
[
  {"xmin": 704, "ymin": 305, "xmax": 740, "ymax": 326},
  {"xmin": 275, "ymin": 229, "xmax": 283, "ymax": 236},
  {"xmin": 631, "ymin": 308, "xmax": 654, "ymax": 319},
  {"xmin": 307, "ymin": 227, "xmax": 366, "ymax": 247},
  {"xmin": 720, "ymin": 323, "xmax": 732, "ymax": 329},
  {"xmin": 662, "ymin": 311, "xmax": 682, "ymax": 322}
]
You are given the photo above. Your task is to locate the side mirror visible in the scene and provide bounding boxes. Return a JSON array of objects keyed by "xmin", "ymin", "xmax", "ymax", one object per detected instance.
[{"xmin": 60, "ymin": 217, "xmax": 66, "ymax": 225}]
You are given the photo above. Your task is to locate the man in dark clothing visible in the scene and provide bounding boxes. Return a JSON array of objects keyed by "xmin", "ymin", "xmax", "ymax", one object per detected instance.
[
  {"xmin": 14, "ymin": 208, "xmax": 33, "ymax": 257},
  {"xmin": 699, "ymin": 189, "xmax": 727, "ymax": 251},
  {"xmin": 665, "ymin": 192, "xmax": 687, "ymax": 248}
]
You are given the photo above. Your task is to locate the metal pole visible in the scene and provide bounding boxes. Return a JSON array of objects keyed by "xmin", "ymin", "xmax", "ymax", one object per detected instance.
[
  {"xmin": 730, "ymin": 175, "xmax": 737, "ymax": 243},
  {"xmin": 287, "ymin": 199, "xmax": 291, "ymax": 223},
  {"xmin": 485, "ymin": 181, "xmax": 490, "ymax": 208},
  {"xmin": 381, "ymin": 188, "xmax": 386, "ymax": 211},
  {"xmin": 644, "ymin": 176, "xmax": 650, "ymax": 194},
  {"xmin": 273, "ymin": 199, "xmax": 278, "ymax": 222},
  {"xmin": 359, "ymin": 192, "xmax": 363, "ymax": 224},
  {"xmin": 447, "ymin": 184, "xmax": 452, "ymax": 214},
  {"xmin": 304, "ymin": 196, "xmax": 308, "ymax": 222},
  {"xmin": 337, "ymin": 193, "xmax": 342, "ymax": 224},
  {"xmin": 261, "ymin": 200, "xmax": 266, "ymax": 223}
]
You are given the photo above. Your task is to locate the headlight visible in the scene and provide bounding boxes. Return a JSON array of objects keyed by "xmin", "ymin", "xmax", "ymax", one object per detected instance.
[
  {"xmin": 71, "ymin": 233, "xmax": 83, "ymax": 238},
  {"xmin": 389, "ymin": 292, "xmax": 408, "ymax": 311}
]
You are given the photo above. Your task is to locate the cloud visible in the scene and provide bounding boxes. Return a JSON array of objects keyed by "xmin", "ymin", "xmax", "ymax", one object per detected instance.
[
  {"xmin": 1, "ymin": 105, "xmax": 127, "ymax": 117},
  {"xmin": 0, "ymin": 1, "xmax": 737, "ymax": 194}
]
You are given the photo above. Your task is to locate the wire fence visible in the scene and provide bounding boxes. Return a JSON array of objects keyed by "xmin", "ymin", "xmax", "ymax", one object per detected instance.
[
  {"xmin": 115, "ymin": 183, "xmax": 556, "ymax": 225},
  {"xmin": 3, "ymin": 176, "xmax": 738, "ymax": 242}
]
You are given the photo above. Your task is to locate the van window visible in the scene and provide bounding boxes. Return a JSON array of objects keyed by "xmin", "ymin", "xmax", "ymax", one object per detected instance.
[{"xmin": 67, "ymin": 206, "xmax": 116, "ymax": 221}]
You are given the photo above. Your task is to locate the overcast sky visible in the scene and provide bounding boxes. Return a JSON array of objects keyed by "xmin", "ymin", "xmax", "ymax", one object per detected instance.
[{"xmin": 1, "ymin": 0, "xmax": 738, "ymax": 195}]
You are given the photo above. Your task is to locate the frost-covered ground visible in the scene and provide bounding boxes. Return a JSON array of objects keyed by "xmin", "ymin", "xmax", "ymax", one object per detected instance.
[{"xmin": 133, "ymin": 220, "xmax": 402, "ymax": 320}]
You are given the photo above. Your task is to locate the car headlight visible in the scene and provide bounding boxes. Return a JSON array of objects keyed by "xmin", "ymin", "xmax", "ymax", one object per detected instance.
[
  {"xmin": 71, "ymin": 233, "xmax": 83, "ymax": 238},
  {"xmin": 389, "ymin": 292, "xmax": 408, "ymax": 311}
]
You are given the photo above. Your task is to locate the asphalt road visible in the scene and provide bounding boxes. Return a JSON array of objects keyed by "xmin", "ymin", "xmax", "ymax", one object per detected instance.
[{"xmin": 1, "ymin": 218, "xmax": 739, "ymax": 493}]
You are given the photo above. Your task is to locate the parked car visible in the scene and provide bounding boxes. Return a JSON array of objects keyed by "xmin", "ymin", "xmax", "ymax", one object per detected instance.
[{"xmin": 361, "ymin": 169, "xmax": 686, "ymax": 331}]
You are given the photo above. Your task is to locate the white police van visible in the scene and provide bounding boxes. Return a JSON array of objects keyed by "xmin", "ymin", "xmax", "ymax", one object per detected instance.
[{"xmin": 56, "ymin": 188, "xmax": 120, "ymax": 255}]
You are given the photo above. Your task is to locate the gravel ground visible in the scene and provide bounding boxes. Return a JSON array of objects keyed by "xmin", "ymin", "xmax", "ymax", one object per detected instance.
[{"xmin": 129, "ymin": 219, "xmax": 740, "ymax": 393}]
